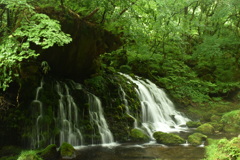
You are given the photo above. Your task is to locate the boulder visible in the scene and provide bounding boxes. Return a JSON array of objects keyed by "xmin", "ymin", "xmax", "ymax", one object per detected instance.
[
  {"xmin": 130, "ymin": 128, "xmax": 149, "ymax": 142},
  {"xmin": 196, "ymin": 123, "xmax": 215, "ymax": 134},
  {"xmin": 59, "ymin": 143, "xmax": 76, "ymax": 159},
  {"xmin": 153, "ymin": 131, "xmax": 185, "ymax": 145},
  {"xmin": 38, "ymin": 144, "xmax": 59, "ymax": 160},
  {"xmin": 186, "ymin": 121, "xmax": 201, "ymax": 128},
  {"xmin": 188, "ymin": 133, "xmax": 207, "ymax": 146}
]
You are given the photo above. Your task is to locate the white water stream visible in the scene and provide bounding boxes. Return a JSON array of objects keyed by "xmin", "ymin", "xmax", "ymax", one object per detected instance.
[
  {"xmin": 31, "ymin": 74, "xmax": 190, "ymax": 148},
  {"xmin": 88, "ymin": 93, "xmax": 114, "ymax": 145},
  {"xmin": 56, "ymin": 81, "xmax": 83, "ymax": 146},
  {"xmin": 120, "ymin": 73, "xmax": 190, "ymax": 137}
]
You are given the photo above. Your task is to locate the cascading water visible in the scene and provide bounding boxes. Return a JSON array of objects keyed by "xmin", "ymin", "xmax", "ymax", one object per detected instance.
[
  {"xmin": 31, "ymin": 73, "xmax": 190, "ymax": 147},
  {"xmin": 120, "ymin": 73, "xmax": 190, "ymax": 137},
  {"xmin": 88, "ymin": 93, "xmax": 114, "ymax": 145},
  {"xmin": 31, "ymin": 79, "xmax": 47, "ymax": 148},
  {"xmin": 118, "ymin": 85, "xmax": 138, "ymax": 128},
  {"xmin": 31, "ymin": 80, "xmax": 84, "ymax": 148},
  {"xmin": 56, "ymin": 81, "xmax": 83, "ymax": 146}
]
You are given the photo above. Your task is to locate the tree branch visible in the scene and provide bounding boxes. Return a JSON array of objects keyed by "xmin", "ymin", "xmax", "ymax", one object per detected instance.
[
  {"xmin": 119, "ymin": 0, "xmax": 138, "ymax": 16},
  {"xmin": 83, "ymin": 8, "xmax": 99, "ymax": 20}
]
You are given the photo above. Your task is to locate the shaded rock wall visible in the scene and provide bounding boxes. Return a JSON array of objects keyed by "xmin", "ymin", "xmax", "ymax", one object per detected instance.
[{"xmin": 37, "ymin": 7, "xmax": 122, "ymax": 79}]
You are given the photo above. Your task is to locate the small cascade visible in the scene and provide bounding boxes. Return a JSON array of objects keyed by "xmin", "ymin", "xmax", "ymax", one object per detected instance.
[
  {"xmin": 118, "ymin": 85, "xmax": 138, "ymax": 128},
  {"xmin": 56, "ymin": 81, "xmax": 83, "ymax": 146},
  {"xmin": 88, "ymin": 93, "xmax": 114, "ymax": 145},
  {"xmin": 120, "ymin": 73, "xmax": 190, "ymax": 137},
  {"xmin": 31, "ymin": 79, "xmax": 45, "ymax": 148}
]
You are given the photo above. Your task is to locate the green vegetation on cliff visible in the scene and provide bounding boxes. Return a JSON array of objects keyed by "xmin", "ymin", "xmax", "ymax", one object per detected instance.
[{"xmin": 204, "ymin": 137, "xmax": 240, "ymax": 160}]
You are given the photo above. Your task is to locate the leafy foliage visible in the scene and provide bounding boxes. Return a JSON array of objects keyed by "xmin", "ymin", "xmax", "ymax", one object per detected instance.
[
  {"xmin": 204, "ymin": 137, "xmax": 240, "ymax": 160},
  {"xmin": 0, "ymin": 0, "xmax": 72, "ymax": 90}
]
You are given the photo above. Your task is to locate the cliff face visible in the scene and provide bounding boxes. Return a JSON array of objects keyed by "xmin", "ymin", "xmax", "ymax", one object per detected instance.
[{"xmin": 37, "ymin": 7, "xmax": 122, "ymax": 79}]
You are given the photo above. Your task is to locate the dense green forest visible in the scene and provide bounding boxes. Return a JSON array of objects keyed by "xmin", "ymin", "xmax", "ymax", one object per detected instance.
[
  {"xmin": 1, "ymin": 0, "xmax": 240, "ymax": 103},
  {"xmin": 0, "ymin": 0, "xmax": 239, "ymax": 160}
]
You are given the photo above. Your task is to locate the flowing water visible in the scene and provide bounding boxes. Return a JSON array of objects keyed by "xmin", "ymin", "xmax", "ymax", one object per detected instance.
[
  {"xmin": 30, "ymin": 75, "xmax": 208, "ymax": 159},
  {"xmin": 120, "ymin": 73, "xmax": 190, "ymax": 137},
  {"xmin": 74, "ymin": 144, "xmax": 205, "ymax": 160},
  {"xmin": 88, "ymin": 93, "xmax": 115, "ymax": 145},
  {"xmin": 56, "ymin": 81, "xmax": 83, "ymax": 146}
]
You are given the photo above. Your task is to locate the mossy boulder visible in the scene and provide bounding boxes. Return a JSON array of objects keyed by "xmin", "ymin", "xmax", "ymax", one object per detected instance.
[
  {"xmin": 59, "ymin": 143, "xmax": 76, "ymax": 159},
  {"xmin": 186, "ymin": 121, "xmax": 201, "ymax": 128},
  {"xmin": 17, "ymin": 151, "xmax": 42, "ymax": 160},
  {"xmin": 38, "ymin": 144, "xmax": 59, "ymax": 160},
  {"xmin": 221, "ymin": 110, "xmax": 240, "ymax": 133},
  {"xmin": 196, "ymin": 123, "xmax": 215, "ymax": 134},
  {"xmin": 209, "ymin": 122, "xmax": 223, "ymax": 132},
  {"xmin": 188, "ymin": 133, "xmax": 207, "ymax": 146},
  {"xmin": 153, "ymin": 131, "xmax": 185, "ymax": 145},
  {"xmin": 130, "ymin": 128, "xmax": 149, "ymax": 142},
  {"xmin": 210, "ymin": 115, "xmax": 221, "ymax": 122}
]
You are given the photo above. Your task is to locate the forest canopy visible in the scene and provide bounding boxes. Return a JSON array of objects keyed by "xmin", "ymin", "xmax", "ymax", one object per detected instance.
[{"xmin": 0, "ymin": 0, "xmax": 240, "ymax": 104}]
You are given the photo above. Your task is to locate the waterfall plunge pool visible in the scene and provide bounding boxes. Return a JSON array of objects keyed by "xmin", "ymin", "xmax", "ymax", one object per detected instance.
[{"xmin": 73, "ymin": 142, "xmax": 205, "ymax": 160}]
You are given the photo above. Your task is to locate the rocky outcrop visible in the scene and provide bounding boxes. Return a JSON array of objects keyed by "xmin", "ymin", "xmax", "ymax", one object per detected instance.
[
  {"xmin": 36, "ymin": 7, "xmax": 122, "ymax": 80},
  {"xmin": 196, "ymin": 123, "xmax": 215, "ymax": 134},
  {"xmin": 130, "ymin": 128, "xmax": 149, "ymax": 142},
  {"xmin": 153, "ymin": 131, "xmax": 185, "ymax": 145},
  {"xmin": 188, "ymin": 133, "xmax": 207, "ymax": 146}
]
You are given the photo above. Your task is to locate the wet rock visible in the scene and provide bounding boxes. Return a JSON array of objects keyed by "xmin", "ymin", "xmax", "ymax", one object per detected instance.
[
  {"xmin": 186, "ymin": 121, "xmax": 201, "ymax": 128},
  {"xmin": 153, "ymin": 131, "xmax": 185, "ymax": 145},
  {"xmin": 59, "ymin": 143, "xmax": 76, "ymax": 159},
  {"xmin": 38, "ymin": 144, "xmax": 59, "ymax": 160},
  {"xmin": 188, "ymin": 133, "xmax": 207, "ymax": 146},
  {"xmin": 130, "ymin": 128, "xmax": 149, "ymax": 142},
  {"xmin": 196, "ymin": 123, "xmax": 215, "ymax": 134}
]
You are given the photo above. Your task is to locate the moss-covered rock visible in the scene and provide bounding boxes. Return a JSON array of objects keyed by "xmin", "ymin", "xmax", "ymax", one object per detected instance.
[
  {"xmin": 188, "ymin": 133, "xmax": 207, "ymax": 146},
  {"xmin": 37, "ymin": 144, "xmax": 59, "ymax": 160},
  {"xmin": 209, "ymin": 122, "xmax": 223, "ymax": 132},
  {"xmin": 210, "ymin": 115, "xmax": 221, "ymax": 122},
  {"xmin": 130, "ymin": 128, "xmax": 149, "ymax": 142},
  {"xmin": 196, "ymin": 123, "xmax": 215, "ymax": 134},
  {"xmin": 17, "ymin": 151, "xmax": 42, "ymax": 160},
  {"xmin": 59, "ymin": 143, "xmax": 76, "ymax": 159},
  {"xmin": 186, "ymin": 121, "xmax": 201, "ymax": 128},
  {"xmin": 221, "ymin": 110, "xmax": 240, "ymax": 133},
  {"xmin": 153, "ymin": 131, "xmax": 185, "ymax": 145}
]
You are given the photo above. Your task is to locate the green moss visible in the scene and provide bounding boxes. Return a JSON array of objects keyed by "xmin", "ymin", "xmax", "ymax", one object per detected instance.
[
  {"xmin": 204, "ymin": 137, "xmax": 240, "ymax": 160},
  {"xmin": 17, "ymin": 151, "xmax": 42, "ymax": 160},
  {"xmin": 196, "ymin": 123, "xmax": 215, "ymax": 134},
  {"xmin": 130, "ymin": 128, "xmax": 149, "ymax": 142},
  {"xmin": 188, "ymin": 133, "xmax": 207, "ymax": 145},
  {"xmin": 221, "ymin": 110, "xmax": 240, "ymax": 133},
  {"xmin": 38, "ymin": 144, "xmax": 58, "ymax": 160},
  {"xmin": 210, "ymin": 115, "xmax": 221, "ymax": 122},
  {"xmin": 186, "ymin": 121, "xmax": 201, "ymax": 128},
  {"xmin": 153, "ymin": 131, "xmax": 185, "ymax": 145},
  {"xmin": 209, "ymin": 122, "xmax": 223, "ymax": 132},
  {"xmin": 59, "ymin": 143, "xmax": 76, "ymax": 158}
]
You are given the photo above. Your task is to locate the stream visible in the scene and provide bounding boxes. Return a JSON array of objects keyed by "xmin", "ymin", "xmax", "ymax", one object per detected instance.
[{"xmin": 74, "ymin": 143, "xmax": 205, "ymax": 160}]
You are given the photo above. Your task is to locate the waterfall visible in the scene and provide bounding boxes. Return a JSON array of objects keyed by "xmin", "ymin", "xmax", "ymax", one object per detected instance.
[
  {"xmin": 31, "ymin": 80, "xmax": 84, "ymax": 148},
  {"xmin": 118, "ymin": 85, "xmax": 138, "ymax": 128},
  {"xmin": 31, "ymin": 79, "xmax": 45, "ymax": 148},
  {"xmin": 88, "ymin": 93, "xmax": 114, "ymax": 145},
  {"xmin": 56, "ymin": 81, "xmax": 83, "ymax": 146},
  {"xmin": 120, "ymin": 73, "xmax": 190, "ymax": 137}
]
